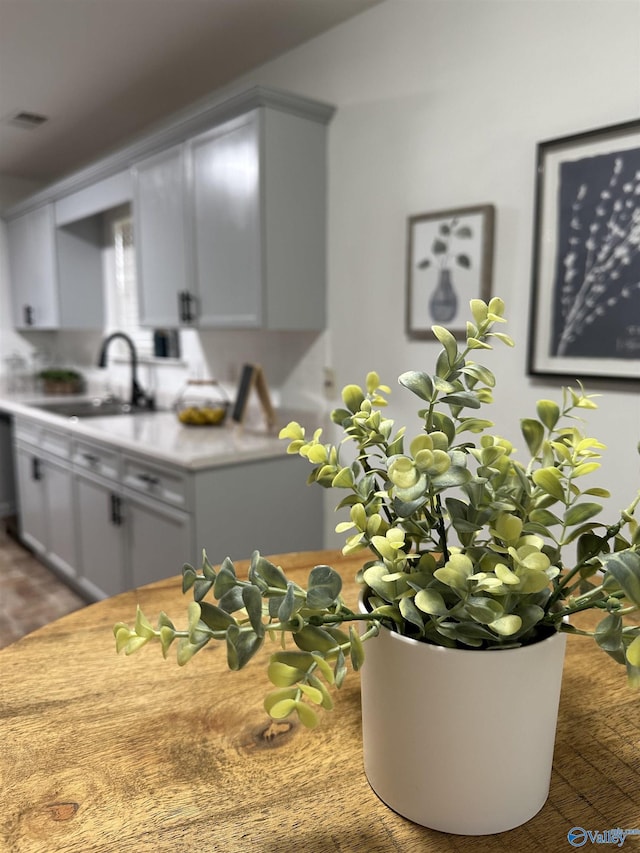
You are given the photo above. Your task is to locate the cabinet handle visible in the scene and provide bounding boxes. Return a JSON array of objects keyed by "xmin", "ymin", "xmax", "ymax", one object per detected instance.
[
  {"xmin": 178, "ymin": 291, "xmax": 188, "ymax": 323},
  {"xmin": 178, "ymin": 290, "xmax": 196, "ymax": 324},
  {"xmin": 24, "ymin": 305, "xmax": 34, "ymax": 326},
  {"xmin": 136, "ymin": 473, "xmax": 160, "ymax": 487},
  {"xmin": 31, "ymin": 457, "xmax": 42, "ymax": 481},
  {"xmin": 82, "ymin": 452, "xmax": 100, "ymax": 467},
  {"xmin": 110, "ymin": 494, "xmax": 123, "ymax": 526},
  {"xmin": 184, "ymin": 291, "xmax": 195, "ymax": 323}
]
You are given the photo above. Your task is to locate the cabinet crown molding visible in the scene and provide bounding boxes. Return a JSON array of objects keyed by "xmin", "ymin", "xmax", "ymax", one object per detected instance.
[{"xmin": 3, "ymin": 86, "xmax": 336, "ymax": 220}]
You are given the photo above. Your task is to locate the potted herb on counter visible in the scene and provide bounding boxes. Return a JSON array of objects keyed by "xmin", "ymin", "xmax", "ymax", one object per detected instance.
[{"xmin": 38, "ymin": 368, "xmax": 84, "ymax": 395}]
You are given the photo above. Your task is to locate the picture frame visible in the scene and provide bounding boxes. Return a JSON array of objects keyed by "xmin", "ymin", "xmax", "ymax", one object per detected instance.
[
  {"xmin": 528, "ymin": 119, "xmax": 640, "ymax": 380},
  {"xmin": 232, "ymin": 363, "xmax": 275, "ymax": 429},
  {"xmin": 406, "ymin": 204, "xmax": 495, "ymax": 339}
]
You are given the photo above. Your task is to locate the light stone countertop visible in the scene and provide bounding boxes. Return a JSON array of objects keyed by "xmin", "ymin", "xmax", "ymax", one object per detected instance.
[{"xmin": 0, "ymin": 394, "xmax": 317, "ymax": 471}]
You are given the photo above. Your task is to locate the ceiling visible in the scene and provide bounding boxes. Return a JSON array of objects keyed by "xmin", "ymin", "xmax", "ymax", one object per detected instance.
[{"xmin": 0, "ymin": 0, "xmax": 381, "ymax": 184}]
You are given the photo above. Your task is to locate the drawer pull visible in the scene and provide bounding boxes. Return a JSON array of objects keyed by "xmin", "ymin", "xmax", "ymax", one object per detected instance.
[
  {"xmin": 82, "ymin": 453, "xmax": 100, "ymax": 466},
  {"xmin": 136, "ymin": 473, "xmax": 160, "ymax": 487},
  {"xmin": 110, "ymin": 494, "xmax": 123, "ymax": 526},
  {"xmin": 31, "ymin": 457, "xmax": 42, "ymax": 481}
]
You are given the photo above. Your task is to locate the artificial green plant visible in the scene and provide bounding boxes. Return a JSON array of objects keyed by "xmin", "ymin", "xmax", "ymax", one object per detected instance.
[{"xmin": 115, "ymin": 298, "xmax": 640, "ymax": 728}]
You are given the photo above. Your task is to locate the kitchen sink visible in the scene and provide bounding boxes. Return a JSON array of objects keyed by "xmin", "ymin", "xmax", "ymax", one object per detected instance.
[{"xmin": 30, "ymin": 397, "xmax": 154, "ymax": 419}]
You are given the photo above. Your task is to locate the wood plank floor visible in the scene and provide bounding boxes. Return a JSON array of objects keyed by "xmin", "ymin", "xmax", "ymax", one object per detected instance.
[{"xmin": 0, "ymin": 521, "xmax": 86, "ymax": 649}]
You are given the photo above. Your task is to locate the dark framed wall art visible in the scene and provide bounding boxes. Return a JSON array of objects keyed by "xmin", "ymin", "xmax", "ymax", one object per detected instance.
[
  {"xmin": 529, "ymin": 119, "xmax": 640, "ymax": 380},
  {"xmin": 406, "ymin": 204, "xmax": 495, "ymax": 339}
]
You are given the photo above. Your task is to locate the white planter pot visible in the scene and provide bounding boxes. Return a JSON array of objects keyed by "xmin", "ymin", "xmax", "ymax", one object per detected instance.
[{"xmin": 360, "ymin": 616, "xmax": 567, "ymax": 835}]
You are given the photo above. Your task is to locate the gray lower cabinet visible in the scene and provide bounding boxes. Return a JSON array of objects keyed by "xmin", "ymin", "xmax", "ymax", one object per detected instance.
[
  {"xmin": 74, "ymin": 470, "xmax": 125, "ymax": 599},
  {"xmin": 124, "ymin": 490, "xmax": 192, "ymax": 589},
  {"xmin": 12, "ymin": 414, "xmax": 324, "ymax": 601},
  {"xmin": 13, "ymin": 422, "xmax": 76, "ymax": 581}
]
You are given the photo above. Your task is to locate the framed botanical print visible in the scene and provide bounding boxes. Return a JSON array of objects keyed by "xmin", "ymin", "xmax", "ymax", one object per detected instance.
[
  {"xmin": 529, "ymin": 119, "xmax": 640, "ymax": 379},
  {"xmin": 406, "ymin": 204, "xmax": 495, "ymax": 339}
]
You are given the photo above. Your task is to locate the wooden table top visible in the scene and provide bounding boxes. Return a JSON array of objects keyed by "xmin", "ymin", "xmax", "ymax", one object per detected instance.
[{"xmin": 1, "ymin": 549, "xmax": 639, "ymax": 853}]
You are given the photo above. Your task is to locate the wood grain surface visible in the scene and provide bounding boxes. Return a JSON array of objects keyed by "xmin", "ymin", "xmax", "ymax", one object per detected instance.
[{"xmin": 1, "ymin": 549, "xmax": 639, "ymax": 853}]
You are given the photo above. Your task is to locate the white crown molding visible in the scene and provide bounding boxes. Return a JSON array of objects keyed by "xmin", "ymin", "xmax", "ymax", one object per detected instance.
[{"xmin": 4, "ymin": 86, "xmax": 335, "ymax": 219}]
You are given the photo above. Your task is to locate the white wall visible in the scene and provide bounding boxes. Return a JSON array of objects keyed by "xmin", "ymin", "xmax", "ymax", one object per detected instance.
[
  {"xmin": 2, "ymin": 0, "xmax": 640, "ymax": 546},
  {"xmin": 232, "ymin": 0, "xmax": 640, "ymax": 544}
]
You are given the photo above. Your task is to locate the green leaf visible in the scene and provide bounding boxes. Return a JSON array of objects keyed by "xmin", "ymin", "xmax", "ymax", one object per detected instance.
[
  {"xmin": 226, "ymin": 625, "xmax": 263, "ymax": 670},
  {"xmin": 307, "ymin": 673, "xmax": 334, "ymax": 709},
  {"xmin": 470, "ymin": 299, "xmax": 488, "ymax": 325},
  {"xmin": 489, "ymin": 614, "xmax": 522, "ymax": 636},
  {"xmin": 293, "ymin": 625, "xmax": 340, "ymax": 654},
  {"xmin": 536, "ymin": 400, "xmax": 560, "ymax": 430},
  {"xmin": 331, "ymin": 467, "xmax": 354, "ymax": 488},
  {"xmin": 398, "ymin": 371, "xmax": 434, "ymax": 402},
  {"xmin": 182, "ymin": 564, "xmax": 197, "ymax": 593},
  {"xmin": 342, "ymin": 384, "xmax": 365, "ymax": 413},
  {"xmin": 218, "ymin": 586, "xmax": 245, "ymax": 613},
  {"xmin": 529, "ymin": 508, "xmax": 562, "ymax": 527},
  {"xmin": 399, "ymin": 595, "xmax": 426, "ymax": 630},
  {"xmin": 311, "ymin": 653, "xmax": 335, "ymax": 685},
  {"xmin": 415, "ymin": 588, "xmax": 448, "ymax": 615},
  {"xmin": 271, "ymin": 650, "xmax": 314, "ymax": 670},
  {"xmin": 521, "ymin": 418, "xmax": 545, "ymax": 456},
  {"xmin": 264, "ymin": 688, "xmax": 297, "ymax": 716},
  {"xmin": 198, "ymin": 601, "xmax": 237, "ymax": 631},
  {"xmin": 277, "ymin": 583, "xmax": 297, "ymax": 622},
  {"xmin": 298, "ymin": 683, "xmax": 325, "ymax": 705},
  {"xmin": 626, "ymin": 635, "xmax": 640, "ymax": 668},
  {"xmin": 334, "ymin": 648, "xmax": 347, "ymax": 687},
  {"xmin": 249, "ymin": 553, "xmax": 288, "ymax": 591},
  {"xmin": 440, "ymin": 392, "xmax": 481, "ymax": 409},
  {"xmin": 532, "ymin": 467, "xmax": 565, "ymax": 502},
  {"xmin": 176, "ymin": 636, "xmax": 208, "ymax": 665},
  {"xmin": 349, "ymin": 625, "xmax": 366, "ymax": 670},
  {"xmin": 462, "ymin": 363, "xmax": 496, "ymax": 387},
  {"xmin": 456, "ymin": 417, "xmax": 494, "ymax": 434},
  {"xmin": 268, "ymin": 697, "xmax": 297, "ymax": 719},
  {"xmin": 602, "ymin": 551, "xmax": 640, "ymax": 606},
  {"xmin": 242, "ymin": 585, "xmax": 265, "ymax": 638},
  {"xmin": 294, "ymin": 701, "xmax": 320, "ymax": 729},
  {"xmin": 564, "ymin": 502, "xmax": 602, "ymax": 527},
  {"xmin": 213, "ymin": 563, "xmax": 238, "ymax": 598},
  {"xmin": 594, "ymin": 613, "xmax": 622, "ymax": 653},
  {"xmin": 432, "ymin": 325, "xmax": 459, "ymax": 365},
  {"xmin": 268, "ymin": 660, "xmax": 304, "ymax": 687},
  {"xmin": 134, "ymin": 606, "xmax": 155, "ymax": 639},
  {"xmin": 307, "ymin": 565, "xmax": 343, "ymax": 609}
]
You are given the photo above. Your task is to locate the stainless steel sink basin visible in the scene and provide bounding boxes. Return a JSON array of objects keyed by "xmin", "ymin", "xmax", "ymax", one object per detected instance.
[{"xmin": 31, "ymin": 397, "xmax": 148, "ymax": 419}]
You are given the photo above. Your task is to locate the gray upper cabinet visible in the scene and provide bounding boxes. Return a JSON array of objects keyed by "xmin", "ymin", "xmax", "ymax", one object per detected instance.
[
  {"xmin": 8, "ymin": 204, "xmax": 59, "ymax": 329},
  {"xmin": 132, "ymin": 145, "xmax": 191, "ymax": 327},
  {"xmin": 4, "ymin": 87, "xmax": 334, "ymax": 333},
  {"xmin": 7, "ymin": 203, "xmax": 106, "ymax": 331},
  {"xmin": 134, "ymin": 103, "xmax": 330, "ymax": 330},
  {"xmin": 190, "ymin": 111, "xmax": 262, "ymax": 327}
]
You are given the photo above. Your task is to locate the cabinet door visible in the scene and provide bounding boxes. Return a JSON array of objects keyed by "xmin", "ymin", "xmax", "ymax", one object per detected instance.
[
  {"xmin": 75, "ymin": 474, "xmax": 125, "ymax": 599},
  {"xmin": 43, "ymin": 456, "xmax": 76, "ymax": 579},
  {"xmin": 189, "ymin": 112, "xmax": 262, "ymax": 327},
  {"xmin": 133, "ymin": 145, "xmax": 190, "ymax": 327},
  {"xmin": 14, "ymin": 445, "xmax": 48, "ymax": 554},
  {"xmin": 124, "ymin": 491, "xmax": 192, "ymax": 588},
  {"xmin": 7, "ymin": 205, "xmax": 59, "ymax": 329}
]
